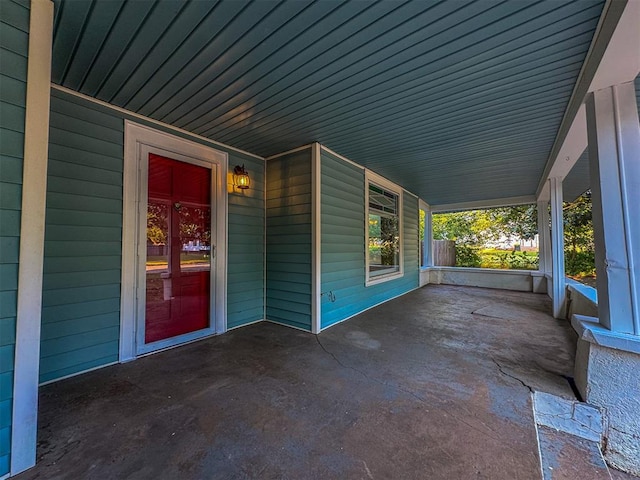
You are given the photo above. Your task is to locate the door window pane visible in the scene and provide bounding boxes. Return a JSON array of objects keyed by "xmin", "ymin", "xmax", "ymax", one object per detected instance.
[
  {"xmin": 178, "ymin": 204, "xmax": 211, "ymax": 273},
  {"xmin": 147, "ymin": 202, "xmax": 169, "ymax": 273}
]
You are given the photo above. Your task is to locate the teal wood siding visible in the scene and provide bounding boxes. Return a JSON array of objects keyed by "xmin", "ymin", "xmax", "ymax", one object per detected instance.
[
  {"xmin": 227, "ymin": 154, "xmax": 265, "ymax": 329},
  {"xmin": 265, "ymin": 149, "xmax": 312, "ymax": 331},
  {"xmin": 41, "ymin": 91, "xmax": 124, "ymax": 383},
  {"xmin": 320, "ymin": 149, "xmax": 419, "ymax": 329},
  {"xmin": 41, "ymin": 89, "xmax": 265, "ymax": 383},
  {"xmin": 0, "ymin": 0, "xmax": 29, "ymax": 473}
]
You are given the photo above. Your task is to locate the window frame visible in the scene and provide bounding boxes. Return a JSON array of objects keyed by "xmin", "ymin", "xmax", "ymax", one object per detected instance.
[{"xmin": 365, "ymin": 171, "xmax": 404, "ymax": 286}]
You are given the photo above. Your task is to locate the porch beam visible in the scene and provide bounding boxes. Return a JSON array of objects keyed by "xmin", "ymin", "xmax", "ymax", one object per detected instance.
[
  {"xmin": 549, "ymin": 177, "xmax": 565, "ymax": 318},
  {"xmin": 585, "ymin": 82, "xmax": 640, "ymax": 335},
  {"xmin": 11, "ymin": 0, "xmax": 54, "ymax": 475},
  {"xmin": 431, "ymin": 195, "xmax": 535, "ymax": 213}
]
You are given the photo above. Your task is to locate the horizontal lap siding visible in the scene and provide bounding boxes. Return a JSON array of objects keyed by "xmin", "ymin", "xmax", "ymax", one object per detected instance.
[
  {"xmin": 319, "ymin": 152, "xmax": 365, "ymax": 328},
  {"xmin": 0, "ymin": 0, "xmax": 29, "ymax": 473},
  {"xmin": 41, "ymin": 92, "xmax": 124, "ymax": 383},
  {"xmin": 403, "ymin": 192, "xmax": 420, "ymax": 290},
  {"xmin": 41, "ymin": 89, "xmax": 265, "ymax": 382},
  {"xmin": 227, "ymin": 153, "xmax": 264, "ymax": 329},
  {"xmin": 320, "ymin": 150, "xmax": 419, "ymax": 329},
  {"xmin": 266, "ymin": 150, "xmax": 312, "ymax": 331}
]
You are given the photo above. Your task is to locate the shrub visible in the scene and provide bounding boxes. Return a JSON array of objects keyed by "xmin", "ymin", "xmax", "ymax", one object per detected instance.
[
  {"xmin": 455, "ymin": 245, "xmax": 482, "ymax": 267},
  {"xmin": 565, "ymin": 249, "xmax": 595, "ymax": 277},
  {"xmin": 505, "ymin": 251, "xmax": 538, "ymax": 270}
]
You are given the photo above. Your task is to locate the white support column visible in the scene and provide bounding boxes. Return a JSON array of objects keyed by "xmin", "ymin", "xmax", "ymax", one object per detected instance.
[
  {"xmin": 537, "ymin": 200, "xmax": 551, "ymax": 275},
  {"xmin": 574, "ymin": 82, "xmax": 640, "ymax": 476},
  {"xmin": 585, "ymin": 82, "xmax": 640, "ymax": 335},
  {"xmin": 424, "ymin": 208, "xmax": 433, "ymax": 267},
  {"xmin": 534, "ymin": 199, "xmax": 552, "ymax": 294},
  {"xmin": 418, "ymin": 200, "xmax": 432, "ymax": 287},
  {"xmin": 11, "ymin": 0, "xmax": 54, "ymax": 475},
  {"xmin": 549, "ymin": 177, "xmax": 565, "ymax": 318},
  {"xmin": 418, "ymin": 200, "xmax": 433, "ymax": 287},
  {"xmin": 424, "ymin": 206, "xmax": 433, "ymax": 267}
]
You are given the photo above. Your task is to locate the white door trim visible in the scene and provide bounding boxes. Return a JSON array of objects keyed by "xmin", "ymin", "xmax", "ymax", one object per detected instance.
[{"xmin": 120, "ymin": 121, "xmax": 228, "ymax": 361}]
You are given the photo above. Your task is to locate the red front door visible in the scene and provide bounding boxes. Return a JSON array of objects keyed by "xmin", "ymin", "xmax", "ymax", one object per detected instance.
[{"xmin": 145, "ymin": 153, "xmax": 211, "ymax": 344}]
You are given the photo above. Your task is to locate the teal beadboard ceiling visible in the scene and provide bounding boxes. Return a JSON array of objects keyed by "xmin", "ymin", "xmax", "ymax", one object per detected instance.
[{"xmin": 50, "ymin": 0, "xmax": 609, "ymax": 206}]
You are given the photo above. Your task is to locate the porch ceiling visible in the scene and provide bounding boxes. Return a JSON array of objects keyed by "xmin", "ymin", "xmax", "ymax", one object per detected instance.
[{"xmin": 51, "ymin": 0, "xmax": 605, "ymax": 206}]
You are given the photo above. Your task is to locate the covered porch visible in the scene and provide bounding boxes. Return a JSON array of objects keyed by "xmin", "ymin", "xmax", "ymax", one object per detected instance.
[
  {"xmin": 2, "ymin": 0, "xmax": 640, "ymax": 477},
  {"xmin": 13, "ymin": 285, "xmax": 628, "ymax": 479}
]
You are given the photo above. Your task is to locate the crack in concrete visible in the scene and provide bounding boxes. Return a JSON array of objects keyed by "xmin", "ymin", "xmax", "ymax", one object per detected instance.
[
  {"xmin": 314, "ymin": 335, "xmax": 426, "ymax": 404},
  {"xmin": 539, "ymin": 411, "xmax": 602, "ymax": 434},
  {"xmin": 491, "ymin": 357, "xmax": 534, "ymax": 393},
  {"xmin": 362, "ymin": 460, "xmax": 374, "ymax": 479},
  {"xmin": 315, "ymin": 336, "xmax": 521, "ymax": 452},
  {"xmin": 470, "ymin": 312, "xmax": 504, "ymax": 319},
  {"xmin": 470, "ymin": 303, "xmax": 494, "ymax": 316}
]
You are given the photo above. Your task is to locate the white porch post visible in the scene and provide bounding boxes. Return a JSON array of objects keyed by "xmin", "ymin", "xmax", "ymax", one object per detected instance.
[
  {"xmin": 534, "ymin": 199, "xmax": 552, "ymax": 294},
  {"xmin": 418, "ymin": 200, "xmax": 433, "ymax": 287},
  {"xmin": 537, "ymin": 200, "xmax": 551, "ymax": 275},
  {"xmin": 585, "ymin": 82, "xmax": 640, "ymax": 335},
  {"xmin": 549, "ymin": 177, "xmax": 565, "ymax": 318},
  {"xmin": 424, "ymin": 207, "xmax": 433, "ymax": 268},
  {"xmin": 573, "ymin": 81, "xmax": 640, "ymax": 475}
]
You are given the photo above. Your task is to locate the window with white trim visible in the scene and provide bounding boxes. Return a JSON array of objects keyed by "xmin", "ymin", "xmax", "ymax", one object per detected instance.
[{"xmin": 366, "ymin": 174, "xmax": 403, "ymax": 285}]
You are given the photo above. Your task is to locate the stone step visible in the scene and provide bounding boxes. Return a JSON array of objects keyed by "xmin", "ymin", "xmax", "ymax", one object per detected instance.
[
  {"xmin": 537, "ymin": 425, "xmax": 611, "ymax": 479},
  {"xmin": 533, "ymin": 391, "xmax": 612, "ymax": 479}
]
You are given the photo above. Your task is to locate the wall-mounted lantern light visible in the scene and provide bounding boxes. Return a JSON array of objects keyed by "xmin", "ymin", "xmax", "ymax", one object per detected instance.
[{"xmin": 233, "ymin": 164, "xmax": 250, "ymax": 190}]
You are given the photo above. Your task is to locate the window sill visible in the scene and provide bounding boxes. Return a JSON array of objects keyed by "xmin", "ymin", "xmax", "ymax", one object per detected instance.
[{"xmin": 366, "ymin": 271, "xmax": 404, "ymax": 287}]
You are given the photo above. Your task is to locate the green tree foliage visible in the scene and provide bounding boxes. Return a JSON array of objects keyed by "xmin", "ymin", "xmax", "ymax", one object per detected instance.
[
  {"xmin": 433, "ymin": 206, "xmax": 537, "ymax": 245},
  {"xmin": 433, "ymin": 210, "xmax": 495, "ymax": 244},
  {"xmin": 178, "ymin": 206, "xmax": 211, "ymax": 245},
  {"xmin": 369, "ymin": 214, "xmax": 399, "ymax": 266},
  {"xmin": 488, "ymin": 204, "xmax": 538, "ymax": 241},
  {"xmin": 455, "ymin": 245, "xmax": 482, "ymax": 267},
  {"xmin": 432, "ymin": 205, "xmax": 538, "ymax": 269},
  {"xmin": 429, "ymin": 195, "xmax": 594, "ymax": 276},
  {"xmin": 564, "ymin": 192, "xmax": 595, "ymax": 277},
  {"xmin": 147, "ymin": 203, "xmax": 168, "ymax": 245},
  {"xmin": 147, "ymin": 203, "xmax": 211, "ymax": 246}
]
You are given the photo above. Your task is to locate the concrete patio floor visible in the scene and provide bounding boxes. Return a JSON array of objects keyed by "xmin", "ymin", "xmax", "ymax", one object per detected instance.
[{"xmin": 14, "ymin": 285, "xmax": 634, "ymax": 479}]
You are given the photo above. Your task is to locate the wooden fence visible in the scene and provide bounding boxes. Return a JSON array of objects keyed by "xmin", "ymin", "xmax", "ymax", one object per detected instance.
[{"xmin": 433, "ymin": 240, "xmax": 456, "ymax": 266}]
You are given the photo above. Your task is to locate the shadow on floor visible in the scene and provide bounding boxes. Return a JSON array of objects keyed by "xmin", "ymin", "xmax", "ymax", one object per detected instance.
[{"xmin": 17, "ymin": 285, "xmax": 583, "ymax": 479}]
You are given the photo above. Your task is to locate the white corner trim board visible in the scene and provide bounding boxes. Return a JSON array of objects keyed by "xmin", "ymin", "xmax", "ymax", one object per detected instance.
[
  {"xmin": 12, "ymin": 0, "xmax": 54, "ymax": 475},
  {"xmin": 311, "ymin": 142, "xmax": 322, "ymax": 334}
]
